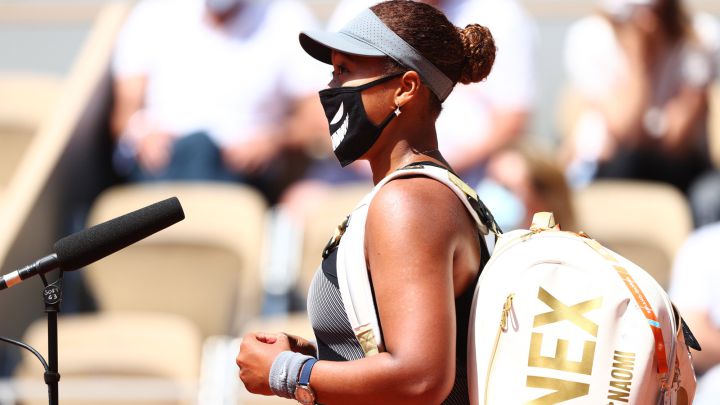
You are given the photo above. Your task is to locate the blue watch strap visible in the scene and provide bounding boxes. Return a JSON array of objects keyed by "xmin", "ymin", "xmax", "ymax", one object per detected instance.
[{"xmin": 298, "ymin": 358, "xmax": 318, "ymax": 386}]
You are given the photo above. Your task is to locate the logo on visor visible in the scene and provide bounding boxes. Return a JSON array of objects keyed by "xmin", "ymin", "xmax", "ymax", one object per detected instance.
[{"xmin": 330, "ymin": 102, "xmax": 349, "ymax": 151}]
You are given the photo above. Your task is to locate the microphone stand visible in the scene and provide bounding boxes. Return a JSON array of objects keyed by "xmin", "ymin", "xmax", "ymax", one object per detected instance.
[
  {"xmin": 41, "ymin": 271, "xmax": 63, "ymax": 405},
  {"xmin": 0, "ymin": 272, "xmax": 63, "ymax": 405}
]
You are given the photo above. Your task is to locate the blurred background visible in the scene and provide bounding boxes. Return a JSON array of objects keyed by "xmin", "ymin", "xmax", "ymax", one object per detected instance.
[{"xmin": 0, "ymin": 0, "xmax": 719, "ymax": 403}]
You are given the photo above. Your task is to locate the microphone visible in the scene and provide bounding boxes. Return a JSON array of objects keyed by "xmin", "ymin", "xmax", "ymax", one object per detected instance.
[{"xmin": 0, "ymin": 197, "xmax": 185, "ymax": 290}]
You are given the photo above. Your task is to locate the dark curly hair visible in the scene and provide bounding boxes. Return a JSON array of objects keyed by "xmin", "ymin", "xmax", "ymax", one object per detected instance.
[{"xmin": 371, "ymin": 0, "xmax": 496, "ymax": 112}]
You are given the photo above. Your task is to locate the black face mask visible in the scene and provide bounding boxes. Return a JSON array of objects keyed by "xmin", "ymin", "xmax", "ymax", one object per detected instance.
[{"xmin": 319, "ymin": 73, "xmax": 403, "ymax": 167}]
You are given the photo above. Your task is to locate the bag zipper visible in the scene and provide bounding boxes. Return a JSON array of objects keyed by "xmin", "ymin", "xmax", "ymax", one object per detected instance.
[{"xmin": 484, "ymin": 293, "xmax": 514, "ymax": 405}]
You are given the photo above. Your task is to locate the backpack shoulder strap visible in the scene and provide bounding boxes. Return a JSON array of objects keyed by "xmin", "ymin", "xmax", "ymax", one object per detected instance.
[
  {"xmin": 336, "ymin": 163, "xmax": 497, "ymax": 356},
  {"xmin": 399, "ymin": 162, "xmax": 501, "ymax": 235}
]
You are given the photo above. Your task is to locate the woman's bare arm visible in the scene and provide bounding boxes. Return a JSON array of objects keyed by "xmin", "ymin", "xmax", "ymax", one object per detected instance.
[{"xmin": 238, "ymin": 176, "xmax": 477, "ymax": 405}]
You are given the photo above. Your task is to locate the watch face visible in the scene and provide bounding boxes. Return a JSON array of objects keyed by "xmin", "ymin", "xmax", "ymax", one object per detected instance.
[{"xmin": 295, "ymin": 385, "xmax": 315, "ymax": 404}]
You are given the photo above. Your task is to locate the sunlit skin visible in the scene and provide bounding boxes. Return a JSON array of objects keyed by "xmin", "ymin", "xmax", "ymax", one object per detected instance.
[{"xmin": 236, "ymin": 50, "xmax": 482, "ymax": 404}]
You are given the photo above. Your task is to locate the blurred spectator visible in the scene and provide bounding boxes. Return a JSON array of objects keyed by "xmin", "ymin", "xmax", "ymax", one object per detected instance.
[
  {"xmin": 563, "ymin": 0, "xmax": 719, "ymax": 195},
  {"xmin": 478, "ymin": 143, "xmax": 576, "ymax": 232},
  {"xmin": 668, "ymin": 222, "xmax": 720, "ymax": 404},
  {"xmin": 281, "ymin": 0, "xmax": 537, "ymax": 220},
  {"xmin": 111, "ymin": 0, "xmax": 327, "ymax": 201}
]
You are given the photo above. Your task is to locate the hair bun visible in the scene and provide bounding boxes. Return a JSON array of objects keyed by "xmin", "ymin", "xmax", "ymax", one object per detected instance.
[{"xmin": 457, "ymin": 24, "xmax": 496, "ymax": 84}]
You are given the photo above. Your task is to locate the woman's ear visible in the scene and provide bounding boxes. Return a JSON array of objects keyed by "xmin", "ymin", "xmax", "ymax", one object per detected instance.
[{"xmin": 394, "ymin": 70, "xmax": 421, "ymax": 107}]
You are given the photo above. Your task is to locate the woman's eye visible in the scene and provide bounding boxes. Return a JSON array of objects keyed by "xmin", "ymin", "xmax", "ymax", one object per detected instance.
[
  {"xmin": 335, "ymin": 65, "xmax": 349, "ymax": 76},
  {"xmin": 329, "ymin": 64, "xmax": 349, "ymax": 86}
]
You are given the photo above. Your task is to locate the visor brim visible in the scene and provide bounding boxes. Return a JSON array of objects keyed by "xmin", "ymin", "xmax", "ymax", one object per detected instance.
[{"xmin": 299, "ymin": 31, "xmax": 387, "ymax": 65}]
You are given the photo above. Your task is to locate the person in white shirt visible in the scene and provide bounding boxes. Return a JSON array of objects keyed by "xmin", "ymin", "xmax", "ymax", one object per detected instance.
[
  {"xmin": 563, "ymin": 0, "xmax": 719, "ymax": 193},
  {"xmin": 669, "ymin": 222, "xmax": 720, "ymax": 404},
  {"xmin": 111, "ymin": 0, "xmax": 326, "ymax": 199}
]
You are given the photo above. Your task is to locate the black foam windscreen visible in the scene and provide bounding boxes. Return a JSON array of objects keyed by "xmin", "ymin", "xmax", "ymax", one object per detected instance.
[{"xmin": 53, "ymin": 197, "xmax": 185, "ymax": 271}]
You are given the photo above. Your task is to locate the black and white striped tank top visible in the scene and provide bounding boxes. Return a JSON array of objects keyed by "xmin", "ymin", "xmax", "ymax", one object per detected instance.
[{"xmin": 307, "ymin": 244, "xmax": 477, "ymax": 405}]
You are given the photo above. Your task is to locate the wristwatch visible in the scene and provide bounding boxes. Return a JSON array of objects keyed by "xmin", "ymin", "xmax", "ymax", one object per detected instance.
[{"xmin": 294, "ymin": 357, "xmax": 318, "ymax": 405}]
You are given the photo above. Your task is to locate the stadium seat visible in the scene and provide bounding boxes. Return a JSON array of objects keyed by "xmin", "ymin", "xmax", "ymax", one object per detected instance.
[
  {"xmin": 83, "ymin": 182, "xmax": 268, "ymax": 337},
  {"xmin": 15, "ymin": 182, "xmax": 268, "ymax": 405},
  {"xmin": 16, "ymin": 312, "xmax": 201, "ymax": 405},
  {"xmin": 573, "ymin": 179, "xmax": 693, "ymax": 288},
  {"xmin": 297, "ymin": 183, "xmax": 372, "ymax": 295}
]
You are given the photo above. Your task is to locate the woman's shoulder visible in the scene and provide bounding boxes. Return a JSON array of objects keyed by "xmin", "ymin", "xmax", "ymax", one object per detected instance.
[
  {"xmin": 363, "ymin": 175, "xmax": 474, "ymax": 269},
  {"xmin": 367, "ymin": 174, "xmax": 469, "ymax": 231}
]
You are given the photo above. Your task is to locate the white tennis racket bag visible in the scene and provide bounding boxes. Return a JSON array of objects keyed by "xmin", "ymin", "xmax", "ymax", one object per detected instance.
[{"xmin": 468, "ymin": 212, "xmax": 699, "ymax": 405}]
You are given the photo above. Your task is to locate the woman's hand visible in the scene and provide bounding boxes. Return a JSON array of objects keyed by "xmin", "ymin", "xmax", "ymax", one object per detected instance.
[{"xmin": 236, "ymin": 332, "xmax": 292, "ymax": 396}]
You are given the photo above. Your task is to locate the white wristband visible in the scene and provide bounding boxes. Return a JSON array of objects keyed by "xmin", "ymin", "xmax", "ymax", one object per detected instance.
[{"xmin": 269, "ymin": 351, "xmax": 314, "ymax": 399}]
